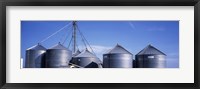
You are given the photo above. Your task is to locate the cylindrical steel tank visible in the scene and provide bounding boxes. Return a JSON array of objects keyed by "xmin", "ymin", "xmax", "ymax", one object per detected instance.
[
  {"xmin": 71, "ymin": 48, "xmax": 102, "ymax": 68},
  {"xmin": 25, "ymin": 43, "xmax": 46, "ymax": 68},
  {"xmin": 135, "ymin": 44, "xmax": 166, "ymax": 68},
  {"xmin": 46, "ymin": 43, "xmax": 72, "ymax": 68},
  {"xmin": 103, "ymin": 44, "xmax": 133, "ymax": 68}
]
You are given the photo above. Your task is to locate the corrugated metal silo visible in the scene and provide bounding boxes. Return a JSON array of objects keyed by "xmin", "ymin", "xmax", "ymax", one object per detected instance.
[
  {"xmin": 71, "ymin": 48, "xmax": 102, "ymax": 68},
  {"xmin": 25, "ymin": 43, "xmax": 46, "ymax": 68},
  {"xmin": 103, "ymin": 44, "xmax": 133, "ymax": 68},
  {"xmin": 46, "ymin": 43, "xmax": 72, "ymax": 68},
  {"xmin": 135, "ymin": 44, "xmax": 166, "ymax": 68}
]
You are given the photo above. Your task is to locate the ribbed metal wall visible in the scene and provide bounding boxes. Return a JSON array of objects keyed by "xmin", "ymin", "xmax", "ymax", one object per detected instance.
[
  {"xmin": 103, "ymin": 54, "xmax": 133, "ymax": 68},
  {"xmin": 136, "ymin": 55, "xmax": 166, "ymax": 68}
]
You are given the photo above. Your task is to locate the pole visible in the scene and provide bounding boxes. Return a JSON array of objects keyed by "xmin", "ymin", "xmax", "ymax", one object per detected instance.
[{"xmin": 72, "ymin": 21, "xmax": 76, "ymax": 53}]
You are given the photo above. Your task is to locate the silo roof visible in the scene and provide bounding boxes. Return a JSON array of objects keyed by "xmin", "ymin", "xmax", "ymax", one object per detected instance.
[
  {"xmin": 106, "ymin": 44, "xmax": 132, "ymax": 54},
  {"xmin": 75, "ymin": 48, "xmax": 97, "ymax": 58},
  {"xmin": 136, "ymin": 44, "xmax": 166, "ymax": 55},
  {"xmin": 73, "ymin": 49, "xmax": 81, "ymax": 56},
  {"xmin": 49, "ymin": 43, "xmax": 69, "ymax": 50},
  {"xmin": 27, "ymin": 43, "xmax": 46, "ymax": 50}
]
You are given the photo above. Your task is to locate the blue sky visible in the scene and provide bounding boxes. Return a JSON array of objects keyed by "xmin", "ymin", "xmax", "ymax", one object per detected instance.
[{"xmin": 21, "ymin": 21, "xmax": 179, "ymax": 68}]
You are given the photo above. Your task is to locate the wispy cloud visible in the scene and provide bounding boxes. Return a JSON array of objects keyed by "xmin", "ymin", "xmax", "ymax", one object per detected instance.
[
  {"xmin": 128, "ymin": 22, "xmax": 136, "ymax": 30},
  {"xmin": 128, "ymin": 22, "xmax": 136, "ymax": 33}
]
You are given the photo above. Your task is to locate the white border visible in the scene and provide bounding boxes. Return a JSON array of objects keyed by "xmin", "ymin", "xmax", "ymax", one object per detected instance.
[{"xmin": 6, "ymin": 6, "xmax": 194, "ymax": 83}]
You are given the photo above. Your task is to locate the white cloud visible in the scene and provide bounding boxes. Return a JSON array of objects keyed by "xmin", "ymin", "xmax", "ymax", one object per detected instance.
[{"xmin": 128, "ymin": 22, "xmax": 136, "ymax": 33}]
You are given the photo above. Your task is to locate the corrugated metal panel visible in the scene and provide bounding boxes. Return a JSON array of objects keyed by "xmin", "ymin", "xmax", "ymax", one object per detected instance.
[
  {"xmin": 103, "ymin": 54, "xmax": 133, "ymax": 68},
  {"xmin": 136, "ymin": 55, "xmax": 166, "ymax": 68},
  {"xmin": 137, "ymin": 44, "xmax": 166, "ymax": 55},
  {"xmin": 106, "ymin": 44, "xmax": 132, "ymax": 54}
]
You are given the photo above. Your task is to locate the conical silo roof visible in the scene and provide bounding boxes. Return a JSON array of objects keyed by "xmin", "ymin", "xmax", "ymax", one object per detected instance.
[
  {"xmin": 73, "ymin": 49, "xmax": 81, "ymax": 57},
  {"xmin": 27, "ymin": 43, "xmax": 46, "ymax": 50},
  {"xmin": 106, "ymin": 44, "xmax": 132, "ymax": 54},
  {"xmin": 136, "ymin": 44, "xmax": 166, "ymax": 55},
  {"xmin": 49, "ymin": 42, "xmax": 69, "ymax": 50},
  {"xmin": 75, "ymin": 48, "xmax": 96, "ymax": 58}
]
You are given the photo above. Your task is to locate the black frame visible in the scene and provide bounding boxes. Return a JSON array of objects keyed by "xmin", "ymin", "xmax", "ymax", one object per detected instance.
[{"xmin": 0, "ymin": 0, "xmax": 199, "ymax": 89}]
